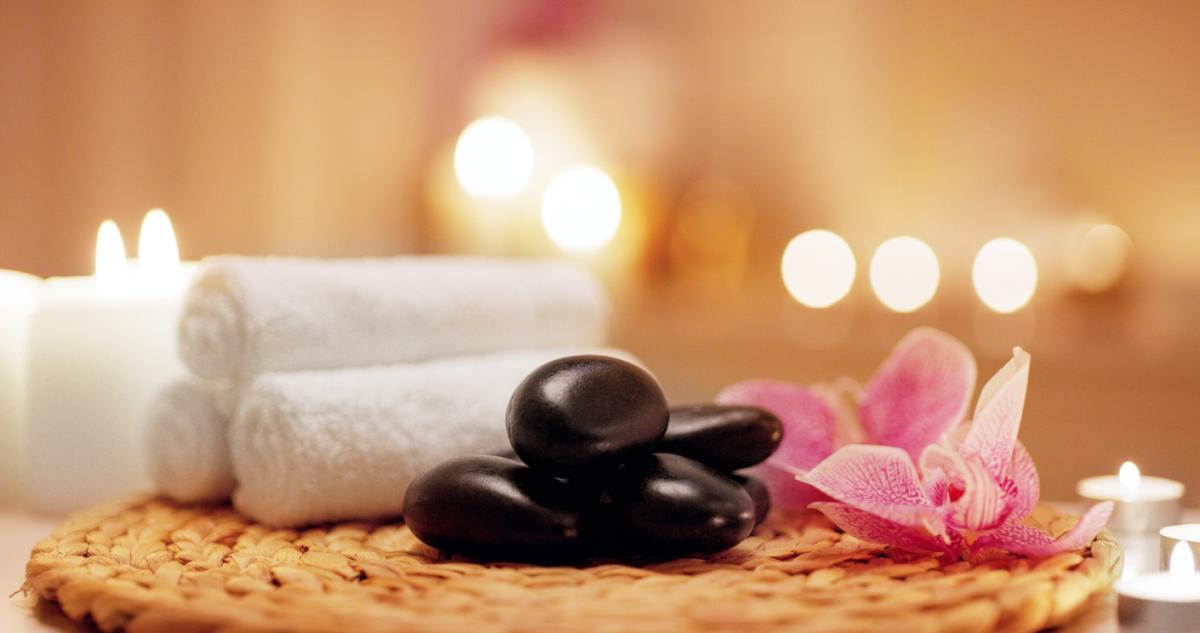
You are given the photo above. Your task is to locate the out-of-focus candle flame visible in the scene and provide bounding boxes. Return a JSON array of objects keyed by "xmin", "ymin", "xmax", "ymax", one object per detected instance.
[
  {"xmin": 972, "ymin": 238, "xmax": 1038, "ymax": 313},
  {"xmin": 138, "ymin": 209, "xmax": 181, "ymax": 277},
  {"xmin": 1119, "ymin": 461, "xmax": 1141, "ymax": 496},
  {"xmin": 1064, "ymin": 223, "xmax": 1132, "ymax": 293},
  {"xmin": 454, "ymin": 116, "xmax": 534, "ymax": 199},
  {"xmin": 869, "ymin": 236, "xmax": 940, "ymax": 313},
  {"xmin": 540, "ymin": 164, "xmax": 622, "ymax": 253},
  {"xmin": 1169, "ymin": 541, "xmax": 1196, "ymax": 580},
  {"xmin": 781, "ymin": 230, "xmax": 856, "ymax": 309},
  {"xmin": 95, "ymin": 220, "xmax": 127, "ymax": 291}
]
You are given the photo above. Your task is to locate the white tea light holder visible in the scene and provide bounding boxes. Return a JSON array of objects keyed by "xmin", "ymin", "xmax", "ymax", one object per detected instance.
[
  {"xmin": 1118, "ymin": 542, "xmax": 1200, "ymax": 632},
  {"xmin": 1076, "ymin": 462, "xmax": 1183, "ymax": 533}
]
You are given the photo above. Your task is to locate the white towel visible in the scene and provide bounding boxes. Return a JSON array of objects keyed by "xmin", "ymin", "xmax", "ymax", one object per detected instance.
[
  {"xmin": 178, "ymin": 256, "xmax": 610, "ymax": 381},
  {"xmin": 231, "ymin": 347, "xmax": 638, "ymax": 526},
  {"xmin": 144, "ymin": 380, "xmax": 238, "ymax": 503}
]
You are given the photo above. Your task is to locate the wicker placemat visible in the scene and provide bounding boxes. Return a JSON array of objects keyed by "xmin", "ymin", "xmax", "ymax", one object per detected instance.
[{"xmin": 22, "ymin": 497, "xmax": 1120, "ymax": 633}]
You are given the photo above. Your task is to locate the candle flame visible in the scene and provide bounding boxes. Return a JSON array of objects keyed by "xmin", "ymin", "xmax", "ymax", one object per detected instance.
[
  {"xmin": 94, "ymin": 220, "xmax": 127, "ymax": 289},
  {"xmin": 138, "ymin": 209, "xmax": 181, "ymax": 274},
  {"xmin": 1118, "ymin": 461, "xmax": 1141, "ymax": 495},
  {"xmin": 1169, "ymin": 541, "xmax": 1196, "ymax": 580}
]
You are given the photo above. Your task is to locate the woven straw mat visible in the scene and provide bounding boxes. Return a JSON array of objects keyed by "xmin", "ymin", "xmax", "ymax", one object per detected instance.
[{"xmin": 22, "ymin": 497, "xmax": 1121, "ymax": 633}]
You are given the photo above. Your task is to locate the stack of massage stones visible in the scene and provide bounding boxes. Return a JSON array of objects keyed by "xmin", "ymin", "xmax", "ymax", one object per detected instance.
[{"xmin": 404, "ymin": 355, "xmax": 783, "ymax": 561}]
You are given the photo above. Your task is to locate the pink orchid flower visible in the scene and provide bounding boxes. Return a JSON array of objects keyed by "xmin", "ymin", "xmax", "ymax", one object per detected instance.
[
  {"xmin": 717, "ymin": 328, "xmax": 978, "ymax": 510},
  {"xmin": 719, "ymin": 328, "xmax": 1113, "ymax": 558}
]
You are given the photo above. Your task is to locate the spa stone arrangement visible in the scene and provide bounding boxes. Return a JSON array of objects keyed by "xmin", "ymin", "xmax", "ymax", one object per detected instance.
[
  {"xmin": 23, "ymin": 256, "xmax": 1131, "ymax": 633},
  {"xmin": 405, "ymin": 355, "xmax": 780, "ymax": 561}
]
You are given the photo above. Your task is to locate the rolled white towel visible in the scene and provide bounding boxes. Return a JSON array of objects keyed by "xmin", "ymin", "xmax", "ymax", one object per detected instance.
[
  {"xmin": 178, "ymin": 256, "xmax": 610, "ymax": 381},
  {"xmin": 231, "ymin": 347, "xmax": 639, "ymax": 526},
  {"xmin": 144, "ymin": 380, "xmax": 238, "ymax": 503}
]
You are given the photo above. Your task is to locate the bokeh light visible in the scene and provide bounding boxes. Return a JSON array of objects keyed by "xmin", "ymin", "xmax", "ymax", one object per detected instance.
[
  {"xmin": 1063, "ymin": 223, "xmax": 1132, "ymax": 293},
  {"xmin": 540, "ymin": 165, "xmax": 622, "ymax": 252},
  {"xmin": 672, "ymin": 179, "xmax": 755, "ymax": 260},
  {"xmin": 781, "ymin": 230, "xmax": 856, "ymax": 308},
  {"xmin": 869, "ymin": 237, "xmax": 940, "ymax": 312},
  {"xmin": 453, "ymin": 116, "xmax": 534, "ymax": 198},
  {"xmin": 973, "ymin": 238, "xmax": 1038, "ymax": 313}
]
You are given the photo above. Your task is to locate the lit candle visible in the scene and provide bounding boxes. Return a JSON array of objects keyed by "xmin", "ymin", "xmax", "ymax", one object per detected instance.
[
  {"xmin": 1077, "ymin": 461, "xmax": 1184, "ymax": 533},
  {"xmin": 1161, "ymin": 524, "xmax": 1200, "ymax": 572},
  {"xmin": 26, "ymin": 211, "xmax": 196, "ymax": 514},
  {"xmin": 1117, "ymin": 542, "xmax": 1200, "ymax": 632},
  {"xmin": 0, "ymin": 270, "xmax": 40, "ymax": 502}
]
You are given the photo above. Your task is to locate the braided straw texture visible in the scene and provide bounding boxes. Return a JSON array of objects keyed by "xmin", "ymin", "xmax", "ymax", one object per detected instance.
[{"xmin": 23, "ymin": 497, "xmax": 1121, "ymax": 633}]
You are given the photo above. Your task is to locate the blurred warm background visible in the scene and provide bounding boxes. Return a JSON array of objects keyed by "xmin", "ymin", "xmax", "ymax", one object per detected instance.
[{"xmin": 1, "ymin": 0, "xmax": 1197, "ymax": 502}]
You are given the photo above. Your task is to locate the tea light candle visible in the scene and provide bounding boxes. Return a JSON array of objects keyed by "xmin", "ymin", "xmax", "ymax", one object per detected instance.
[
  {"xmin": 1118, "ymin": 542, "xmax": 1200, "ymax": 632},
  {"xmin": 1161, "ymin": 524, "xmax": 1200, "ymax": 572},
  {"xmin": 26, "ymin": 212, "xmax": 196, "ymax": 514},
  {"xmin": 1077, "ymin": 461, "xmax": 1184, "ymax": 533}
]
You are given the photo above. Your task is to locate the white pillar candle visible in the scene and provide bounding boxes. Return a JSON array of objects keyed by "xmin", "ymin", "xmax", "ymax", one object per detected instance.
[
  {"xmin": 26, "ymin": 213, "xmax": 195, "ymax": 514},
  {"xmin": 0, "ymin": 271, "xmax": 40, "ymax": 503}
]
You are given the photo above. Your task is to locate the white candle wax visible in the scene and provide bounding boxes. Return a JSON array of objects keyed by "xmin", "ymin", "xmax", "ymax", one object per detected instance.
[
  {"xmin": 1077, "ymin": 462, "xmax": 1184, "ymax": 533},
  {"xmin": 0, "ymin": 271, "xmax": 40, "ymax": 503},
  {"xmin": 26, "ymin": 267, "xmax": 194, "ymax": 514},
  {"xmin": 1161, "ymin": 524, "xmax": 1200, "ymax": 543},
  {"xmin": 1078, "ymin": 475, "xmax": 1186, "ymax": 502}
]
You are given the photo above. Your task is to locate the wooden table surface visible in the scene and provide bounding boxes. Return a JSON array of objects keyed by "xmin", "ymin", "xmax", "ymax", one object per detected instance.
[{"xmin": 1, "ymin": 505, "xmax": 1135, "ymax": 633}]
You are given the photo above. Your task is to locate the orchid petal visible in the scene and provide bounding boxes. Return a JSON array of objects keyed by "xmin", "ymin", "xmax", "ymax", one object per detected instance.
[
  {"xmin": 804, "ymin": 445, "xmax": 935, "ymax": 529},
  {"xmin": 811, "ymin": 378, "xmax": 868, "ymax": 446},
  {"xmin": 859, "ymin": 328, "xmax": 977, "ymax": 460},
  {"xmin": 810, "ymin": 502, "xmax": 958, "ymax": 556},
  {"xmin": 750, "ymin": 462, "xmax": 828, "ymax": 511},
  {"xmin": 919, "ymin": 441, "xmax": 965, "ymax": 481},
  {"xmin": 962, "ymin": 347, "xmax": 1030, "ymax": 477},
  {"xmin": 919, "ymin": 442, "xmax": 965, "ymax": 507},
  {"xmin": 1007, "ymin": 441, "xmax": 1040, "ymax": 521},
  {"xmin": 970, "ymin": 502, "xmax": 1114, "ymax": 558},
  {"xmin": 923, "ymin": 466, "xmax": 952, "ymax": 507},
  {"xmin": 717, "ymin": 380, "xmax": 838, "ymax": 471},
  {"xmin": 953, "ymin": 454, "xmax": 1016, "ymax": 532}
]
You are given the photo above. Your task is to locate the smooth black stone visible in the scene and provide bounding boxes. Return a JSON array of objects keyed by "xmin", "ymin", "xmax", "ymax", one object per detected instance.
[
  {"xmin": 658, "ymin": 405, "xmax": 783, "ymax": 471},
  {"xmin": 733, "ymin": 473, "xmax": 771, "ymax": 527},
  {"xmin": 402, "ymin": 456, "xmax": 583, "ymax": 561},
  {"xmin": 593, "ymin": 453, "xmax": 756, "ymax": 558},
  {"xmin": 506, "ymin": 355, "xmax": 668, "ymax": 478}
]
